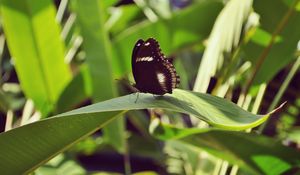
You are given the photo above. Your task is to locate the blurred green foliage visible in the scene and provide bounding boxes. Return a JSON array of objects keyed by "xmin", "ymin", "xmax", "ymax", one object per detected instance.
[{"xmin": 0, "ymin": 0, "xmax": 300, "ymax": 174}]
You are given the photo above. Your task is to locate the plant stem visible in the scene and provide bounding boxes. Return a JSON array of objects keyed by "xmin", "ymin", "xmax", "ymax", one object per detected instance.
[
  {"xmin": 258, "ymin": 55, "xmax": 300, "ymax": 133},
  {"xmin": 5, "ymin": 110, "xmax": 13, "ymax": 131},
  {"xmin": 124, "ymin": 140, "xmax": 132, "ymax": 175},
  {"xmin": 20, "ymin": 100, "xmax": 34, "ymax": 126},
  {"xmin": 242, "ymin": 0, "xmax": 299, "ymax": 96}
]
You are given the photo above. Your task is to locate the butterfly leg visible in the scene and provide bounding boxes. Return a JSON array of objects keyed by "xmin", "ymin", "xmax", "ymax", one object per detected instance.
[{"xmin": 134, "ymin": 92, "xmax": 140, "ymax": 103}]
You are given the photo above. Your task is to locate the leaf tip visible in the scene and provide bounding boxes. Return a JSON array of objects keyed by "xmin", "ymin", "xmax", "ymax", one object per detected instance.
[{"xmin": 268, "ymin": 101, "xmax": 287, "ymax": 115}]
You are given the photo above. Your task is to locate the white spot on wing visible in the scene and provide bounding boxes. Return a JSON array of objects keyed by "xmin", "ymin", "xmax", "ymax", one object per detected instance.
[
  {"xmin": 136, "ymin": 56, "xmax": 154, "ymax": 62},
  {"xmin": 157, "ymin": 72, "xmax": 167, "ymax": 91},
  {"xmin": 157, "ymin": 73, "xmax": 165, "ymax": 83},
  {"xmin": 144, "ymin": 42, "xmax": 150, "ymax": 46}
]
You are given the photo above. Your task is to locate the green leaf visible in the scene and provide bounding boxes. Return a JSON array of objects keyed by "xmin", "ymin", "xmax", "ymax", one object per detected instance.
[
  {"xmin": 72, "ymin": 0, "xmax": 117, "ymax": 100},
  {"xmin": 245, "ymin": 0, "xmax": 300, "ymax": 84},
  {"xmin": 0, "ymin": 89, "xmax": 280, "ymax": 174},
  {"xmin": 63, "ymin": 89, "xmax": 278, "ymax": 130},
  {"xmin": 0, "ymin": 0, "xmax": 71, "ymax": 115},
  {"xmin": 0, "ymin": 111, "xmax": 122, "ymax": 175},
  {"xmin": 72, "ymin": 0, "xmax": 125, "ymax": 152},
  {"xmin": 151, "ymin": 123, "xmax": 300, "ymax": 175}
]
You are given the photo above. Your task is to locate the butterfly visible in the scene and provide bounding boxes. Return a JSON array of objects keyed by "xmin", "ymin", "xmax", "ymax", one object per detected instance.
[{"xmin": 131, "ymin": 38, "xmax": 180, "ymax": 95}]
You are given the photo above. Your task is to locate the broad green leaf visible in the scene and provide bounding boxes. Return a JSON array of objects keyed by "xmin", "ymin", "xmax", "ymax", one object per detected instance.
[
  {"xmin": 0, "ymin": 89, "xmax": 280, "ymax": 174},
  {"xmin": 0, "ymin": 0, "xmax": 71, "ymax": 115},
  {"xmin": 61, "ymin": 89, "xmax": 277, "ymax": 130},
  {"xmin": 72, "ymin": 0, "xmax": 125, "ymax": 152},
  {"xmin": 0, "ymin": 111, "xmax": 121, "ymax": 175},
  {"xmin": 245, "ymin": 0, "xmax": 300, "ymax": 84},
  {"xmin": 151, "ymin": 123, "xmax": 300, "ymax": 175},
  {"xmin": 112, "ymin": 1, "xmax": 223, "ymax": 76},
  {"xmin": 72, "ymin": 0, "xmax": 117, "ymax": 100}
]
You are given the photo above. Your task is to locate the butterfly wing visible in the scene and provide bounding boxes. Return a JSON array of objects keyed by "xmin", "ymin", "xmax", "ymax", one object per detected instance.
[
  {"xmin": 131, "ymin": 39, "xmax": 144, "ymax": 83},
  {"xmin": 132, "ymin": 38, "xmax": 180, "ymax": 95}
]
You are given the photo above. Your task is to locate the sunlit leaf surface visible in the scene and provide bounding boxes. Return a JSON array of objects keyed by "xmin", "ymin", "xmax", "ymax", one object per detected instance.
[
  {"xmin": 0, "ymin": 89, "xmax": 279, "ymax": 174},
  {"xmin": 1, "ymin": 0, "xmax": 71, "ymax": 115}
]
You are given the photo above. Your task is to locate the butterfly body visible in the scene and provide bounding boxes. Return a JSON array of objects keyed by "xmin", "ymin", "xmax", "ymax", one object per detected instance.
[{"xmin": 131, "ymin": 38, "xmax": 180, "ymax": 95}]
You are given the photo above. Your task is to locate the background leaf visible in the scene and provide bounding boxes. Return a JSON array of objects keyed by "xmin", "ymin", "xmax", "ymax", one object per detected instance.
[
  {"xmin": 193, "ymin": 0, "xmax": 253, "ymax": 92},
  {"xmin": 72, "ymin": 0, "xmax": 125, "ymax": 153},
  {"xmin": 245, "ymin": 0, "xmax": 300, "ymax": 84},
  {"xmin": 0, "ymin": 0, "xmax": 71, "ymax": 115},
  {"xmin": 151, "ymin": 123, "xmax": 300, "ymax": 175}
]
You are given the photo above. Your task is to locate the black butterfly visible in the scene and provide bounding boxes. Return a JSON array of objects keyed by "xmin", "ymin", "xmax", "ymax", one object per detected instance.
[{"xmin": 132, "ymin": 38, "xmax": 180, "ymax": 95}]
